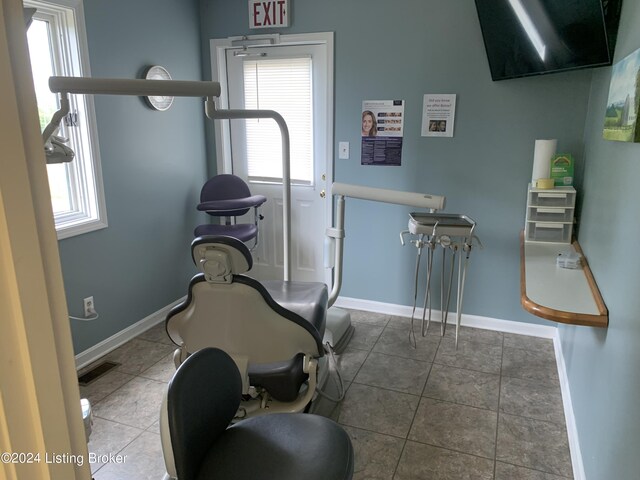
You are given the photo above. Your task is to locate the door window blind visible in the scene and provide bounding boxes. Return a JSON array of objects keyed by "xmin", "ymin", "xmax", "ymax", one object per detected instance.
[{"xmin": 243, "ymin": 56, "xmax": 313, "ymax": 184}]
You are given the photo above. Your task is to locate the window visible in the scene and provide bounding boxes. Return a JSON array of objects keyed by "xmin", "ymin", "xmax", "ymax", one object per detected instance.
[
  {"xmin": 25, "ymin": 0, "xmax": 107, "ymax": 239},
  {"xmin": 242, "ymin": 56, "xmax": 313, "ymax": 185}
]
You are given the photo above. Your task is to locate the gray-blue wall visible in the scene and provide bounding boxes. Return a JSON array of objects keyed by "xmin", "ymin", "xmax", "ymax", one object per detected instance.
[
  {"xmin": 559, "ymin": 0, "xmax": 640, "ymax": 478},
  {"xmin": 199, "ymin": 0, "xmax": 593, "ymax": 324},
  {"xmin": 62, "ymin": 0, "xmax": 207, "ymax": 353}
]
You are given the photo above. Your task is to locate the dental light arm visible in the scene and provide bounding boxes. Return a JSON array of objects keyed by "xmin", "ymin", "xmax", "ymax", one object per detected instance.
[
  {"xmin": 42, "ymin": 92, "xmax": 71, "ymax": 146},
  {"xmin": 43, "ymin": 76, "xmax": 222, "ymax": 144},
  {"xmin": 43, "ymin": 76, "xmax": 294, "ymax": 280},
  {"xmin": 48, "ymin": 76, "xmax": 222, "ymax": 98},
  {"xmin": 205, "ymin": 103, "xmax": 292, "ymax": 281},
  {"xmin": 327, "ymin": 182, "xmax": 446, "ymax": 306}
]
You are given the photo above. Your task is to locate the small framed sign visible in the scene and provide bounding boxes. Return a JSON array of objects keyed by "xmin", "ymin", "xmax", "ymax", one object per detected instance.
[
  {"xmin": 249, "ymin": 0, "xmax": 289, "ymax": 29},
  {"xmin": 421, "ymin": 94, "xmax": 457, "ymax": 137}
]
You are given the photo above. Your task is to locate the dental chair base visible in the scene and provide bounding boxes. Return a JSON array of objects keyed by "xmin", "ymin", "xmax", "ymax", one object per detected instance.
[{"xmin": 325, "ymin": 306, "xmax": 355, "ymax": 354}]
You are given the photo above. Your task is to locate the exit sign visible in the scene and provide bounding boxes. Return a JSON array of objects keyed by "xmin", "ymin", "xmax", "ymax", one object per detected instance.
[{"xmin": 249, "ymin": 0, "xmax": 289, "ymax": 29}]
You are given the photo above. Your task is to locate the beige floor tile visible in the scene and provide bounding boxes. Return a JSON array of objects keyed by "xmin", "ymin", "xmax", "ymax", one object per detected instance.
[
  {"xmin": 355, "ymin": 352, "xmax": 430, "ymax": 395},
  {"xmin": 92, "ymin": 432, "xmax": 166, "ymax": 480},
  {"xmin": 503, "ymin": 332, "xmax": 554, "ymax": 354},
  {"xmin": 105, "ymin": 338, "xmax": 175, "ymax": 375},
  {"xmin": 435, "ymin": 337, "xmax": 502, "ymax": 374},
  {"xmin": 87, "ymin": 417, "xmax": 143, "ymax": 473},
  {"xmin": 80, "ymin": 370, "xmax": 135, "ymax": 406},
  {"xmin": 423, "ymin": 363, "xmax": 500, "ymax": 410},
  {"xmin": 394, "ymin": 441, "xmax": 494, "ymax": 480},
  {"xmin": 409, "ymin": 397, "xmax": 497, "ymax": 459},
  {"xmin": 500, "ymin": 376, "xmax": 565, "ymax": 424},
  {"xmin": 347, "ymin": 309, "xmax": 390, "ymax": 326},
  {"xmin": 136, "ymin": 322, "xmax": 174, "ymax": 345},
  {"xmin": 502, "ymin": 346, "xmax": 559, "ymax": 385},
  {"xmin": 93, "ymin": 376, "xmax": 166, "ymax": 429},
  {"xmin": 139, "ymin": 353, "xmax": 176, "ymax": 383},
  {"xmin": 336, "ymin": 347, "xmax": 370, "ymax": 382},
  {"xmin": 343, "ymin": 425, "xmax": 404, "ymax": 480},
  {"xmin": 373, "ymin": 326, "xmax": 440, "ymax": 362},
  {"xmin": 497, "ymin": 413, "xmax": 573, "ymax": 477},
  {"xmin": 495, "ymin": 461, "xmax": 572, "ymax": 479},
  {"xmin": 338, "ymin": 383, "xmax": 419, "ymax": 438},
  {"xmin": 349, "ymin": 322, "xmax": 386, "ymax": 351}
]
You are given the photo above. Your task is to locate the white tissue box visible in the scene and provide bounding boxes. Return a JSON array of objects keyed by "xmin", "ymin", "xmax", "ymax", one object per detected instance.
[{"xmin": 556, "ymin": 252, "xmax": 582, "ymax": 269}]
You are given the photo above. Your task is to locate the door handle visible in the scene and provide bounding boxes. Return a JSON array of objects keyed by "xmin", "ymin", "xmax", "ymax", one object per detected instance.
[{"xmin": 320, "ymin": 189, "xmax": 326, "ymax": 199}]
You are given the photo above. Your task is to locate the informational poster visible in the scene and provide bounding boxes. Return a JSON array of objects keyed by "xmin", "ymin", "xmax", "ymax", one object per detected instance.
[
  {"xmin": 421, "ymin": 94, "xmax": 457, "ymax": 137},
  {"xmin": 361, "ymin": 100, "xmax": 404, "ymax": 166}
]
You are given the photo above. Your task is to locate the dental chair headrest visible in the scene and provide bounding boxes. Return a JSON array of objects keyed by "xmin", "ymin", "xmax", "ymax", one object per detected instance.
[{"xmin": 191, "ymin": 236, "xmax": 252, "ymax": 283}]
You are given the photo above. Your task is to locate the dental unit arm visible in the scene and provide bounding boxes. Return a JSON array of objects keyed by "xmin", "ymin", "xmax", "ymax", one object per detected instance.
[
  {"xmin": 325, "ymin": 182, "xmax": 446, "ymax": 307},
  {"xmin": 324, "ymin": 183, "xmax": 480, "ymax": 349}
]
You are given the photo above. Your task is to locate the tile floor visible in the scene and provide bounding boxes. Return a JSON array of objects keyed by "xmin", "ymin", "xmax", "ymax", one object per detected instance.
[{"xmin": 79, "ymin": 310, "xmax": 573, "ymax": 479}]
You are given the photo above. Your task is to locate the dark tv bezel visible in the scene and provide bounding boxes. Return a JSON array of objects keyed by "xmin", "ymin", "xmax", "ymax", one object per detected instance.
[{"xmin": 474, "ymin": 0, "xmax": 623, "ymax": 81}]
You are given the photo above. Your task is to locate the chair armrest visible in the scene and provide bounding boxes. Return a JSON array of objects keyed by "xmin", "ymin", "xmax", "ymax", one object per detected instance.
[{"xmin": 197, "ymin": 195, "xmax": 267, "ymax": 213}]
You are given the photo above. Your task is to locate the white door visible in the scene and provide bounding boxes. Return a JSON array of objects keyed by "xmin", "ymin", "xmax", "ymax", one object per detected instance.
[{"xmin": 213, "ymin": 35, "xmax": 333, "ymax": 283}]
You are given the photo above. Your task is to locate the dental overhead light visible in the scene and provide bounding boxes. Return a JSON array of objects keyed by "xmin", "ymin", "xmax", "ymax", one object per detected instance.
[
  {"xmin": 44, "ymin": 134, "xmax": 75, "ymax": 163},
  {"xmin": 508, "ymin": 0, "xmax": 547, "ymax": 62}
]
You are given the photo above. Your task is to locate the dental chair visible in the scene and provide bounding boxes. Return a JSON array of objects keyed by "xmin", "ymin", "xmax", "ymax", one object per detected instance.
[
  {"xmin": 160, "ymin": 347, "xmax": 354, "ymax": 480},
  {"xmin": 165, "ymin": 235, "xmax": 330, "ymax": 417},
  {"xmin": 194, "ymin": 174, "xmax": 267, "ymax": 248}
]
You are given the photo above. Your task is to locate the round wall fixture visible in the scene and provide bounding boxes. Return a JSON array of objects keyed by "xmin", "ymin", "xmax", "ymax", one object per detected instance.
[{"xmin": 144, "ymin": 65, "xmax": 174, "ymax": 111}]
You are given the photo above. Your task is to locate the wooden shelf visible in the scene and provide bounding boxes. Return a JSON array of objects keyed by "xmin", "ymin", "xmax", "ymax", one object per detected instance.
[{"xmin": 520, "ymin": 231, "xmax": 608, "ymax": 327}]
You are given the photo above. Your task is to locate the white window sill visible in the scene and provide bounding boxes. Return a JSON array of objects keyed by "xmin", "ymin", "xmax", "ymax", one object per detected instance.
[{"xmin": 56, "ymin": 218, "xmax": 108, "ymax": 240}]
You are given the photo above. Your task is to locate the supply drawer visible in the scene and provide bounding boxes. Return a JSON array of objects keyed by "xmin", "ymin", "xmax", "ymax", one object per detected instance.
[
  {"xmin": 527, "ymin": 206, "xmax": 573, "ymax": 223},
  {"xmin": 525, "ymin": 221, "xmax": 572, "ymax": 244},
  {"xmin": 528, "ymin": 188, "xmax": 576, "ymax": 208}
]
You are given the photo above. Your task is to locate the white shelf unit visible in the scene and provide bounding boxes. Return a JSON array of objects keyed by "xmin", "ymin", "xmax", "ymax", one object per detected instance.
[{"xmin": 525, "ymin": 184, "xmax": 575, "ymax": 244}]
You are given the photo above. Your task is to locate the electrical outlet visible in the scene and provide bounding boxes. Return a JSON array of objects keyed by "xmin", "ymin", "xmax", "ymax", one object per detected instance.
[{"xmin": 83, "ymin": 296, "xmax": 95, "ymax": 317}]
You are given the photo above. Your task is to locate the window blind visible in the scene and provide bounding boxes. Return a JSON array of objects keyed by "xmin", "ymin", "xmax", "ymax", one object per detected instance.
[{"xmin": 243, "ymin": 56, "xmax": 313, "ymax": 184}]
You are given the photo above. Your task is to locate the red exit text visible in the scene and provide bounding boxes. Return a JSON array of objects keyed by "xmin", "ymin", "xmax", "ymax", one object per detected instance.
[{"xmin": 249, "ymin": 0, "xmax": 289, "ymax": 29}]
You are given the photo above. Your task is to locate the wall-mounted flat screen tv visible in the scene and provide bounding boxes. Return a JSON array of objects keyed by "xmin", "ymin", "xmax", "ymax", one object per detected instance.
[{"xmin": 475, "ymin": 0, "xmax": 623, "ymax": 81}]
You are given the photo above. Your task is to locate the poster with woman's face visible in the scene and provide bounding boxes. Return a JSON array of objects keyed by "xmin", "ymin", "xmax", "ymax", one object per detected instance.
[
  {"xmin": 361, "ymin": 100, "xmax": 404, "ymax": 166},
  {"xmin": 362, "ymin": 110, "xmax": 377, "ymax": 137}
]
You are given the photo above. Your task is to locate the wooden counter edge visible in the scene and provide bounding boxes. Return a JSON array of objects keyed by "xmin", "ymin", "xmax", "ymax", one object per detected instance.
[{"xmin": 519, "ymin": 231, "xmax": 609, "ymax": 328}]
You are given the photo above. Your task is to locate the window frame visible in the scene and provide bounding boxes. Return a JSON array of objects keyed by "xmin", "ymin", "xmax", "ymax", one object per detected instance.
[{"xmin": 25, "ymin": 0, "xmax": 107, "ymax": 240}]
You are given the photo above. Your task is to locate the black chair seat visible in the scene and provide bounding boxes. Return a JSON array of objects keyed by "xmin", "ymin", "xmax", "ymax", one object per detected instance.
[
  {"xmin": 196, "ymin": 413, "xmax": 354, "ymax": 480},
  {"xmin": 248, "ymin": 353, "xmax": 307, "ymax": 402},
  {"xmin": 194, "ymin": 223, "xmax": 257, "ymax": 243},
  {"xmin": 166, "ymin": 348, "xmax": 354, "ymax": 480}
]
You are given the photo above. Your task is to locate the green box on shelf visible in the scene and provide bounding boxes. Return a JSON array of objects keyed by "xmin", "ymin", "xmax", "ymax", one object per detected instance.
[{"xmin": 550, "ymin": 154, "xmax": 574, "ymax": 186}]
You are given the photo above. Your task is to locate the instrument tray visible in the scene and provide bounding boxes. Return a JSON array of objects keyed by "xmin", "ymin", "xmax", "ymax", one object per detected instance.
[{"xmin": 409, "ymin": 212, "xmax": 476, "ymax": 237}]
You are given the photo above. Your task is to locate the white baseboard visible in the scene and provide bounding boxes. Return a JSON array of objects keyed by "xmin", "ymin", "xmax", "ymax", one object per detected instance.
[
  {"xmin": 74, "ymin": 296, "xmax": 185, "ymax": 370},
  {"xmin": 554, "ymin": 333, "xmax": 585, "ymax": 480},
  {"xmin": 335, "ymin": 295, "xmax": 582, "ymax": 479},
  {"xmin": 334, "ymin": 296, "xmax": 557, "ymax": 338}
]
